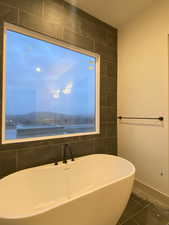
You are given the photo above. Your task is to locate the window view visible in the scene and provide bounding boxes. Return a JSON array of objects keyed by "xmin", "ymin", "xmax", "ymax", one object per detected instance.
[{"xmin": 3, "ymin": 25, "xmax": 99, "ymax": 143}]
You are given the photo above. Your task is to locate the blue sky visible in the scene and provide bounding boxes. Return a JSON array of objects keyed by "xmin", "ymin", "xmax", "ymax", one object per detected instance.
[{"xmin": 6, "ymin": 30, "xmax": 96, "ymax": 116}]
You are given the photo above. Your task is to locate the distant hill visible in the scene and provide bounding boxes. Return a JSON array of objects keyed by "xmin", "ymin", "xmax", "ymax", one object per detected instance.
[{"xmin": 6, "ymin": 112, "xmax": 94, "ymax": 127}]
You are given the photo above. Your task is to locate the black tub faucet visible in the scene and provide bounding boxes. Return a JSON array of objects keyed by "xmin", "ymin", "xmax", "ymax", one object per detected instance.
[{"xmin": 63, "ymin": 144, "xmax": 74, "ymax": 164}]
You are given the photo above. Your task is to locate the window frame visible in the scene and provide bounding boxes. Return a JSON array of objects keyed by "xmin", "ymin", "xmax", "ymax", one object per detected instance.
[{"xmin": 2, "ymin": 22, "xmax": 100, "ymax": 144}]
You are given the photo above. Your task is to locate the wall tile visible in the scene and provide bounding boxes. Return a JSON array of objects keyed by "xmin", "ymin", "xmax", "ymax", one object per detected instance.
[
  {"xmin": 0, "ymin": 150, "xmax": 16, "ymax": 178},
  {"xmin": 0, "ymin": 0, "xmax": 43, "ymax": 16},
  {"xmin": 101, "ymin": 93, "xmax": 116, "ymax": 107},
  {"xmin": 107, "ymin": 93, "xmax": 117, "ymax": 107},
  {"xmin": 106, "ymin": 123, "xmax": 116, "ymax": 137},
  {"xmin": 62, "ymin": 28, "xmax": 94, "ymax": 50},
  {"xmin": 70, "ymin": 141, "xmax": 94, "ymax": 158},
  {"xmin": 93, "ymin": 138, "xmax": 116, "ymax": 155},
  {"xmin": 0, "ymin": 2, "xmax": 18, "ymax": 25},
  {"xmin": 0, "ymin": 27, "xmax": 3, "ymax": 143},
  {"xmin": 20, "ymin": 11, "xmax": 63, "ymax": 40},
  {"xmin": 100, "ymin": 76, "xmax": 116, "ymax": 95},
  {"xmin": 44, "ymin": 0, "xmax": 82, "ymax": 32},
  {"xmin": 17, "ymin": 144, "xmax": 61, "ymax": 170},
  {"xmin": 93, "ymin": 139, "xmax": 105, "ymax": 154},
  {"xmin": 94, "ymin": 41, "xmax": 116, "ymax": 61},
  {"xmin": 106, "ymin": 137, "xmax": 117, "ymax": 155},
  {"xmin": 101, "ymin": 107, "xmax": 116, "ymax": 123},
  {"xmin": 100, "ymin": 124, "xmax": 107, "ymax": 138},
  {"xmin": 107, "ymin": 60, "xmax": 117, "ymax": 77},
  {"xmin": 43, "ymin": 0, "xmax": 66, "ymax": 23},
  {"xmin": 100, "ymin": 60, "xmax": 108, "ymax": 75},
  {"xmin": 77, "ymin": 16, "xmax": 96, "ymax": 38},
  {"xmin": 105, "ymin": 29, "xmax": 117, "ymax": 48},
  {"xmin": 100, "ymin": 94, "xmax": 107, "ymax": 107}
]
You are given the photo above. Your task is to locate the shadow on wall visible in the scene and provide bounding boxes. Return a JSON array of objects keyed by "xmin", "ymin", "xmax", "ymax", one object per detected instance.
[{"xmin": 118, "ymin": 121, "xmax": 164, "ymax": 127}]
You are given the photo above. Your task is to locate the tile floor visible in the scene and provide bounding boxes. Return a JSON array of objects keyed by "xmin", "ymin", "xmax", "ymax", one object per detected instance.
[{"xmin": 117, "ymin": 194, "xmax": 169, "ymax": 225}]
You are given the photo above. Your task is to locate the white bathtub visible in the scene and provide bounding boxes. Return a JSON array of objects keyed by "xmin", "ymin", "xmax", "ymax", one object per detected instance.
[{"xmin": 0, "ymin": 154, "xmax": 135, "ymax": 225}]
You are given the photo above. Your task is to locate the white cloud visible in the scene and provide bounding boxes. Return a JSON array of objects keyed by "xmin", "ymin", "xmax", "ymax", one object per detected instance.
[
  {"xmin": 62, "ymin": 82, "xmax": 73, "ymax": 95},
  {"xmin": 36, "ymin": 67, "xmax": 41, "ymax": 72},
  {"xmin": 50, "ymin": 89, "xmax": 61, "ymax": 99}
]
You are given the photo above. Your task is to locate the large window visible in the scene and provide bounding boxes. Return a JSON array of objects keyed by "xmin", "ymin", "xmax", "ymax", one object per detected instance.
[{"xmin": 2, "ymin": 23, "xmax": 100, "ymax": 143}]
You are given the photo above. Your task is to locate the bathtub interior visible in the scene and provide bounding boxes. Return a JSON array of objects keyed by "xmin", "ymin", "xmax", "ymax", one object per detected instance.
[{"xmin": 0, "ymin": 154, "xmax": 135, "ymax": 219}]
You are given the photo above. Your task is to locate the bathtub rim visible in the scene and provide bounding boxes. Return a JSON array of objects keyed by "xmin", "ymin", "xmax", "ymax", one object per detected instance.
[{"xmin": 0, "ymin": 154, "xmax": 135, "ymax": 220}]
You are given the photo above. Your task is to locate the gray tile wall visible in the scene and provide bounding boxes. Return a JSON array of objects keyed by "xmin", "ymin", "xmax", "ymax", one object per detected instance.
[{"xmin": 0, "ymin": 0, "xmax": 117, "ymax": 178}]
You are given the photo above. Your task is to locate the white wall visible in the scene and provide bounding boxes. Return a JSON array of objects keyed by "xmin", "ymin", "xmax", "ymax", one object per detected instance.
[{"xmin": 118, "ymin": 0, "xmax": 169, "ymax": 195}]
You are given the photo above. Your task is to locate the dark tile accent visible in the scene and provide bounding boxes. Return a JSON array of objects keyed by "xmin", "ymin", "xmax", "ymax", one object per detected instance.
[
  {"xmin": 0, "ymin": 2, "xmax": 18, "ymax": 25},
  {"xmin": 100, "ymin": 124, "xmax": 107, "ymax": 138},
  {"xmin": 62, "ymin": 28, "xmax": 94, "ymax": 50},
  {"xmin": 77, "ymin": 134, "xmax": 94, "ymax": 143},
  {"xmin": 81, "ymin": 19, "xmax": 106, "ymax": 44},
  {"xmin": 107, "ymin": 60, "xmax": 117, "ymax": 77},
  {"xmin": 100, "ymin": 76, "xmax": 116, "ymax": 95},
  {"xmin": 101, "ymin": 107, "xmax": 116, "ymax": 123},
  {"xmin": 106, "ymin": 123, "xmax": 116, "ymax": 137},
  {"xmin": 20, "ymin": 11, "xmax": 63, "ymax": 40},
  {"xmin": 100, "ymin": 93, "xmax": 117, "ymax": 108},
  {"xmin": 107, "ymin": 93, "xmax": 117, "ymax": 107},
  {"xmin": 17, "ymin": 144, "xmax": 61, "ymax": 170},
  {"xmin": 100, "ymin": 59, "xmax": 108, "ymax": 76},
  {"xmin": 43, "ymin": 0, "xmax": 82, "ymax": 31},
  {"xmin": 77, "ymin": 10, "xmax": 116, "ymax": 45},
  {"xmin": 43, "ymin": 0, "xmax": 67, "ymax": 24},
  {"xmin": 100, "ymin": 94, "xmax": 107, "ymax": 107},
  {"xmin": 94, "ymin": 41, "xmax": 116, "ymax": 61},
  {"xmin": 106, "ymin": 137, "xmax": 117, "ymax": 154},
  {"xmin": 93, "ymin": 139, "xmax": 106, "ymax": 154},
  {"xmin": 93, "ymin": 137, "xmax": 116, "ymax": 155},
  {"xmin": 70, "ymin": 141, "xmax": 94, "ymax": 158},
  {"xmin": 0, "ymin": 150, "xmax": 16, "ymax": 178},
  {"xmin": 0, "ymin": 27, "xmax": 3, "ymax": 143},
  {"xmin": 105, "ymin": 29, "xmax": 117, "ymax": 48},
  {"xmin": 0, "ymin": 0, "xmax": 43, "ymax": 16},
  {"xmin": 79, "ymin": 17, "xmax": 99, "ymax": 39}
]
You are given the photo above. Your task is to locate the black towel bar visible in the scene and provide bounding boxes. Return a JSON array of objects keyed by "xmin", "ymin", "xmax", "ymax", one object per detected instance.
[{"xmin": 118, "ymin": 116, "xmax": 164, "ymax": 121}]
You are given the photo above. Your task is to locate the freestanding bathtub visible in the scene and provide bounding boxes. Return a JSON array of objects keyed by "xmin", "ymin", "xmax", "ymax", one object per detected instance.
[{"xmin": 0, "ymin": 154, "xmax": 135, "ymax": 225}]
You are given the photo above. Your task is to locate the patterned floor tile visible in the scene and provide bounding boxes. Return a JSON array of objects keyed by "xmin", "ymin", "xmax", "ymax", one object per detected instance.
[
  {"xmin": 117, "ymin": 194, "xmax": 169, "ymax": 225},
  {"xmin": 117, "ymin": 194, "xmax": 148, "ymax": 225},
  {"xmin": 122, "ymin": 204, "xmax": 169, "ymax": 225}
]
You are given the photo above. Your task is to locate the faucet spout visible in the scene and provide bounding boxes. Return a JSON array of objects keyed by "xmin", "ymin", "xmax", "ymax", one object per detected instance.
[
  {"xmin": 63, "ymin": 144, "xmax": 74, "ymax": 164},
  {"xmin": 63, "ymin": 144, "xmax": 68, "ymax": 164}
]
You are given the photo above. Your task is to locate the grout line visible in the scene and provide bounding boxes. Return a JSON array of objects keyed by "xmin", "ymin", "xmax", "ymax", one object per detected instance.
[
  {"xmin": 17, "ymin": 8, "xmax": 20, "ymax": 25},
  {"xmin": 42, "ymin": 0, "xmax": 45, "ymax": 17},
  {"xmin": 133, "ymin": 219, "xmax": 140, "ymax": 225},
  {"xmin": 0, "ymin": 1, "xmax": 17, "ymax": 9},
  {"xmin": 132, "ymin": 198, "xmax": 146, "ymax": 207},
  {"xmin": 119, "ymin": 203, "xmax": 152, "ymax": 225},
  {"xmin": 15, "ymin": 150, "xmax": 18, "ymax": 171}
]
